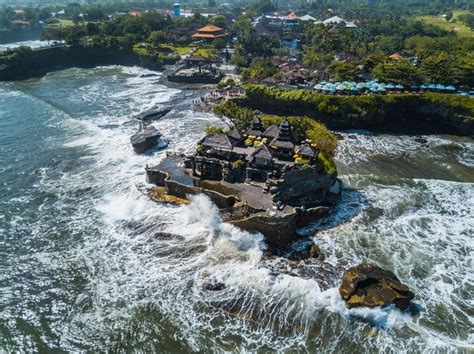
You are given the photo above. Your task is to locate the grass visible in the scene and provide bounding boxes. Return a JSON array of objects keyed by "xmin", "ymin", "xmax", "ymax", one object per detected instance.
[
  {"xmin": 43, "ymin": 19, "xmax": 78, "ymax": 29},
  {"xmin": 193, "ymin": 45, "xmax": 218, "ymax": 59},
  {"xmin": 416, "ymin": 11, "xmax": 473, "ymax": 38},
  {"xmin": 157, "ymin": 44, "xmax": 192, "ymax": 55}
]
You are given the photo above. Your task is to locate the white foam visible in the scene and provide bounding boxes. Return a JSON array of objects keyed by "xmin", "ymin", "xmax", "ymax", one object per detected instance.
[{"xmin": 4, "ymin": 66, "xmax": 472, "ymax": 351}]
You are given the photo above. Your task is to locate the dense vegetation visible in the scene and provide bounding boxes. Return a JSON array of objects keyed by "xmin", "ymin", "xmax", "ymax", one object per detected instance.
[
  {"xmin": 243, "ymin": 84, "xmax": 473, "ymax": 116},
  {"xmin": 213, "ymin": 100, "xmax": 338, "ymax": 174},
  {"xmin": 213, "ymin": 100, "xmax": 338, "ymax": 173}
]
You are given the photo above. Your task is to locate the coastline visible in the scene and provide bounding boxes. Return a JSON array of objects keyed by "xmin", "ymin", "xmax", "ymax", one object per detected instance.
[
  {"xmin": 0, "ymin": 45, "xmax": 148, "ymax": 81},
  {"xmin": 235, "ymin": 84, "xmax": 474, "ymax": 136}
]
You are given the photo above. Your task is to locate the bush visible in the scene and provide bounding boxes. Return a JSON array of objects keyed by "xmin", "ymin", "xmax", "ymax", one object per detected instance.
[
  {"xmin": 204, "ymin": 125, "xmax": 227, "ymax": 134},
  {"xmin": 213, "ymin": 101, "xmax": 254, "ymax": 131},
  {"xmin": 232, "ymin": 159, "xmax": 246, "ymax": 170}
]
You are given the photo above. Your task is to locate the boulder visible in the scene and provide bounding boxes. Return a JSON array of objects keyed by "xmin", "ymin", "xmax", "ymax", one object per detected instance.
[
  {"xmin": 136, "ymin": 106, "xmax": 171, "ymax": 122},
  {"xmin": 339, "ymin": 263, "xmax": 415, "ymax": 310},
  {"xmin": 130, "ymin": 122, "xmax": 168, "ymax": 153}
]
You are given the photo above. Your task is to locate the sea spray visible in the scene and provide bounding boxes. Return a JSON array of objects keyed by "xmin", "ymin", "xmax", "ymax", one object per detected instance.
[{"xmin": 0, "ymin": 66, "xmax": 473, "ymax": 351}]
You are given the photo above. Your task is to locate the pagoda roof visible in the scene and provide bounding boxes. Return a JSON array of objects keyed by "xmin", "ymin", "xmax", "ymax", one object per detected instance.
[
  {"xmin": 252, "ymin": 145, "xmax": 273, "ymax": 160},
  {"xmin": 296, "ymin": 143, "xmax": 316, "ymax": 157},
  {"xmin": 192, "ymin": 24, "xmax": 228, "ymax": 39},
  {"xmin": 245, "ymin": 118, "xmax": 264, "ymax": 136},
  {"xmin": 196, "ymin": 24, "xmax": 224, "ymax": 32},
  {"xmin": 227, "ymin": 127, "xmax": 242, "ymax": 143},
  {"xmin": 262, "ymin": 125, "xmax": 280, "ymax": 139},
  {"xmin": 269, "ymin": 119, "xmax": 295, "ymax": 150},
  {"xmin": 199, "ymin": 133, "xmax": 233, "ymax": 150},
  {"xmin": 270, "ymin": 138, "xmax": 294, "ymax": 150}
]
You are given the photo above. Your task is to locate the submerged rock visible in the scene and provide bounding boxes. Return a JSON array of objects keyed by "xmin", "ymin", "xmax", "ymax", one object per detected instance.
[
  {"xmin": 414, "ymin": 137, "xmax": 428, "ymax": 144},
  {"xmin": 202, "ymin": 281, "xmax": 226, "ymax": 291},
  {"xmin": 130, "ymin": 122, "xmax": 168, "ymax": 153},
  {"xmin": 339, "ymin": 263, "xmax": 415, "ymax": 310}
]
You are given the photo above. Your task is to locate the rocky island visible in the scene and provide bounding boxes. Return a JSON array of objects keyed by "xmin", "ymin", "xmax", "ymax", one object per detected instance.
[{"xmin": 145, "ymin": 116, "xmax": 341, "ymax": 248}]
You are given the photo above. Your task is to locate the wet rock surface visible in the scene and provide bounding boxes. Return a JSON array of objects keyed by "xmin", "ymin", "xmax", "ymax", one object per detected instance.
[
  {"xmin": 135, "ymin": 106, "xmax": 171, "ymax": 122},
  {"xmin": 339, "ymin": 263, "xmax": 415, "ymax": 310},
  {"xmin": 202, "ymin": 281, "xmax": 226, "ymax": 291},
  {"xmin": 130, "ymin": 122, "xmax": 168, "ymax": 153}
]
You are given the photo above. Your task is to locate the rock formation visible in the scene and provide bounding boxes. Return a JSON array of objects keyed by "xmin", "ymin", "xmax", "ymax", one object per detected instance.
[
  {"xmin": 339, "ymin": 263, "xmax": 415, "ymax": 310},
  {"xmin": 136, "ymin": 107, "xmax": 171, "ymax": 122},
  {"xmin": 130, "ymin": 122, "xmax": 168, "ymax": 153}
]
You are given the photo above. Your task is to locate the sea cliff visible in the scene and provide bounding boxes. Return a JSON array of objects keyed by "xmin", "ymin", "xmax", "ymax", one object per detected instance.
[
  {"xmin": 240, "ymin": 84, "xmax": 474, "ymax": 135},
  {"xmin": 0, "ymin": 45, "xmax": 144, "ymax": 81}
]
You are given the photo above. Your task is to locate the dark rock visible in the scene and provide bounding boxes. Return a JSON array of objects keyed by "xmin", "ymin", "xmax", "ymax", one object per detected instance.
[
  {"xmin": 414, "ymin": 137, "xmax": 428, "ymax": 144},
  {"xmin": 334, "ymin": 133, "xmax": 344, "ymax": 140},
  {"xmin": 309, "ymin": 244, "xmax": 325, "ymax": 261},
  {"xmin": 348, "ymin": 134, "xmax": 357, "ymax": 139},
  {"xmin": 136, "ymin": 107, "xmax": 172, "ymax": 122},
  {"xmin": 153, "ymin": 232, "xmax": 184, "ymax": 241},
  {"xmin": 202, "ymin": 281, "xmax": 226, "ymax": 291},
  {"xmin": 285, "ymin": 242, "xmax": 325, "ymax": 261},
  {"xmin": 339, "ymin": 263, "xmax": 415, "ymax": 310},
  {"xmin": 130, "ymin": 122, "xmax": 168, "ymax": 154}
]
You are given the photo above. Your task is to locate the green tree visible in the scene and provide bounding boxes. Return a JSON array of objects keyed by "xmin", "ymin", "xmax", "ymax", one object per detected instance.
[
  {"xmin": 212, "ymin": 38, "xmax": 226, "ymax": 50},
  {"xmin": 419, "ymin": 52, "xmax": 453, "ymax": 84},
  {"xmin": 326, "ymin": 61, "xmax": 359, "ymax": 81},
  {"xmin": 372, "ymin": 59, "xmax": 420, "ymax": 84}
]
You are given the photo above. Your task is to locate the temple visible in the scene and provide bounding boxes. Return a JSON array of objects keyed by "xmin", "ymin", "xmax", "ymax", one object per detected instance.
[
  {"xmin": 192, "ymin": 25, "xmax": 229, "ymax": 40},
  {"xmin": 190, "ymin": 118, "xmax": 337, "ymax": 208},
  {"xmin": 145, "ymin": 118, "xmax": 340, "ymax": 246}
]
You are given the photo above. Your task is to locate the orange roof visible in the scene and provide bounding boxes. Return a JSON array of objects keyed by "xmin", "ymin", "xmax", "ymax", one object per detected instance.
[
  {"xmin": 195, "ymin": 25, "xmax": 224, "ymax": 33},
  {"xmin": 192, "ymin": 33, "xmax": 228, "ymax": 39},
  {"xmin": 389, "ymin": 52, "xmax": 403, "ymax": 60},
  {"xmin": 192, "ymin": 24, "xmax": 228, "ymax": 39},
  {"xmin": 286, "ymin": 12, "xmax": 298, "ymax": 20}
]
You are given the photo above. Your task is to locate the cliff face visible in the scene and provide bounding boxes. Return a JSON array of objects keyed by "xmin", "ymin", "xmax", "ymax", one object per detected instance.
[
  {"xmin": 0, "ymin": 28, "xmax": 42, "ymax": 44},
  {"xmin": 0, "ymin": 45, "xmax": 142, "ymax": 81},
  {"xmin": 269, "ymin": 165, "xmax": 338, "ymax": 208},
  {"xmin": 242, "ymin": 85, "xmax": 474, "ymax": 135}
]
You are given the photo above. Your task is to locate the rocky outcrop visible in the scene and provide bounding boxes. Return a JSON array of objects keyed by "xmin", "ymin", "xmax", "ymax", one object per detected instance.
[
  {"xmin": 339, "ymin": 263, "xmax": 415, "ymax": 310},
  {"xmin": 268, "ymin": 166, "xmax": 339, "ymax": 207},
  {"xmin": 130, "ymin": 122, "xmax": 168, "ymax": 154},
  {"xmin": 136, "ymin": 107, "xmax": 172, "ymax": 122},
  {"xmin": 0, "ymin": 45, "xmax": 142, "ymax": 81},
  {"xmin": 242, "ymin": 84, "xmax": 474, "ymax": 135}
]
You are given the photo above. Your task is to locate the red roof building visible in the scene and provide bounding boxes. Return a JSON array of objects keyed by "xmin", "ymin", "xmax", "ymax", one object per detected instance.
[{"xmin": 192, "ymin": 25, "xmax": 228, "ymax": 39}]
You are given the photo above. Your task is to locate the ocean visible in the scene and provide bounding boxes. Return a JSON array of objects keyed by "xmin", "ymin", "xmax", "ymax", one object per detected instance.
[{"xmin": 0, "ymin": 65, "xmax": 472, "ymax": 352}]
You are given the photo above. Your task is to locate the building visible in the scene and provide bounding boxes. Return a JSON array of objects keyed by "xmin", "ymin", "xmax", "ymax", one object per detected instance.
[
  {"xmin": 299, "ymin": 14, "xmax": 316, "ymax": 22},
  {"xmin": 323, "ymin": 16, "xmax": 345, "ymax": 25},
  {"xmin": 281, "ymin": 32, "xmax": 302, "ymax": 51},
  {"xmin": 192, "ymin": 25, "xmax": 229, "ymax": 40},
  {"xmin": 172, "ymin": 3, "xmax": 181, "ymax": 16},
  {"xmin": 191, "ymin": 119, "xmax": 321, "ymax": 184},
  {"xmin": 283, "ymin": 12, "xmax": 300, "ymax": 30}
]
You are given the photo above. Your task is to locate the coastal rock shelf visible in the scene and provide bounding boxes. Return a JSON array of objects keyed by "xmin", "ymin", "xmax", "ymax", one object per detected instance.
[{"xmin": 145, "ymin": 118, "xmax": 341, "ymax": 248}]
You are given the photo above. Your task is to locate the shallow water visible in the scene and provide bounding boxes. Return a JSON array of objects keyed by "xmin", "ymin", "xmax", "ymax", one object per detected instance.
[{"xmin": 0, "ymin": 65, "xmax": 472, "ymax": 352}]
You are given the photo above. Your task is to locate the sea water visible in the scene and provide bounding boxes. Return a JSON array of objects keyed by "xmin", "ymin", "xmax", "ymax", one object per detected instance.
[{"xmin": 0, "ymin": 65, "xmax": 472, "ymax": 352}]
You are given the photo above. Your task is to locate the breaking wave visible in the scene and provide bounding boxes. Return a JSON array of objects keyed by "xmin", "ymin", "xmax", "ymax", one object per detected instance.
[{"xmin": 1, "ymin": 66, "xmax": 473, "ymax": 352}]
